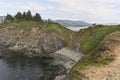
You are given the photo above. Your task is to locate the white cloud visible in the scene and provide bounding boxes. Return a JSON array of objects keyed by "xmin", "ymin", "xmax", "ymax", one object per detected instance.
[
  {"xmin": 49, "ymin": 0, "xmax": 120, "ymax": 23},
  {"xmin": 0, "ymin": 0, "xmax": 120, "ymax": 23},
  {"xmin": 0, "ymin": 1, "xmax": 47, "ymax": 15}
]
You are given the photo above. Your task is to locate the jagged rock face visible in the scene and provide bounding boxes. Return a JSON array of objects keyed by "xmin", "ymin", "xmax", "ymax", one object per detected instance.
[
  {"xmin": 0, "ymin": 31, "xmax": 67, "ymax": 58},
  {"xmin": 37, "ymin": 33, "xmax": 67, "ymax": 54}
]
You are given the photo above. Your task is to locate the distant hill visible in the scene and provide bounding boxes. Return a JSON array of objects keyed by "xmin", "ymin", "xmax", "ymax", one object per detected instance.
[
  {"xmin": 55, "ymin": 20, "xmax": 91, "ymax": 27},
  {"xmin": 0, "ymin": 16, "xmax": 5, "ymax": 23}
]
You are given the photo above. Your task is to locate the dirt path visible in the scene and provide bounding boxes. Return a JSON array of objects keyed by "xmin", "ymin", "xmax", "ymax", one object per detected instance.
[{"xmin": 81, "ymin": 45, "xmax": 120, "ymax": 80}]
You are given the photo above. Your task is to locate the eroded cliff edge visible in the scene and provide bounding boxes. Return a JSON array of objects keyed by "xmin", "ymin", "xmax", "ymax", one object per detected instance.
[{"xmin": 0, "ymin": 22, "xmax": 74, "ymax": 59}]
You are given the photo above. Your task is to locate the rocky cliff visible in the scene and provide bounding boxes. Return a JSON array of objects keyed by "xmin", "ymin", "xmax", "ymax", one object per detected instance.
[{"xmin": 0, "ymin": 23, "xmax": 71, "ymax": 58}]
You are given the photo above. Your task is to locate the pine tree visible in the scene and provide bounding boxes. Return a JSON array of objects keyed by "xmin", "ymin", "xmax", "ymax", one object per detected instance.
[
  {"xmin": 5, "ymin": 14, "xmax": 14, "ymax": 22},
  {"xmin": 22, "ymin": 12, "xmax": 26, "ymax": 20},
  {"xmin": 14, "ymin": 12, "xmax": 22, "ymax": 21},
  {"xmin": 4, "ymin": 10, "xmax": 44, "ymax": 23},
  {"xmin": 33, "ymin": 13, "xmax": 42, "ymax": 22},
  {"xmin": 26, "ymin": 10, "xmax": 32, "ymax": 20}
]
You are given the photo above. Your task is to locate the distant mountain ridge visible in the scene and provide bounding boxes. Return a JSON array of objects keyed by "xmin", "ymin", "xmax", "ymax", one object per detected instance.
[{"xmin": 55, "ymin": 20, "xmax": 91, "ymax": 27}]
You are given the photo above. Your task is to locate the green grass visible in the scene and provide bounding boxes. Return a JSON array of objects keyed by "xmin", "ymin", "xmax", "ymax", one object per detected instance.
[
  {"xmin": 44, "ymin": 23, "xmax": 75, "ymax": 47},
  {"xmin": 79, "ymin": 25, "xmax": 120, "ymax": 54},
  {"xmin": 0, "ymin": 21, "xmax": 44, "ymax": 28},
  {"xmin": 44, "ymin": 23, "xmax": 73, "ymax": 34}
]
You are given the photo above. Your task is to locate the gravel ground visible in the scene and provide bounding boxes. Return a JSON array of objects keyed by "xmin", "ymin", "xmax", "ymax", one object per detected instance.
[{"xmin": 49, "ymin": 47, "xmax": 83, "ymax": 80}]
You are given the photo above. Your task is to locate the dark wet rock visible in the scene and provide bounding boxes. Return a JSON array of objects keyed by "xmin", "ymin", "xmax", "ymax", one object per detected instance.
[
  {"xmin": 0, "ymin": 51, "xmax": 2, "ymax": 58},
  {"xmin": 41, "ymin": 65, "xmax": 67, "ymax": 80}
]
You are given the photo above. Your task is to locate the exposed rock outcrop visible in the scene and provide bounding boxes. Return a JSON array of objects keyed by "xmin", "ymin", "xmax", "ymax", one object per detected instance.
[
  {"xmin": 0, "ymin": 27, "xmax": 67, "ymax": 58},
  {"xmin": 37, "ymin": 33, "xmax": 67, "ymax": 54}
]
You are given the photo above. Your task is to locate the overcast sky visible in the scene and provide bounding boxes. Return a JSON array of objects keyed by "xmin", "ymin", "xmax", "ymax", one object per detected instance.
[{"xmin": 0, "ymin": 0, "xmax": 120, "ymax": 23}]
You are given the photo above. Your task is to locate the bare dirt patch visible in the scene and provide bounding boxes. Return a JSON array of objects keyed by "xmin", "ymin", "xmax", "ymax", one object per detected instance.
[{"xmin": 81, "ymin": 45, "xmax": 120, "ymax": 80}]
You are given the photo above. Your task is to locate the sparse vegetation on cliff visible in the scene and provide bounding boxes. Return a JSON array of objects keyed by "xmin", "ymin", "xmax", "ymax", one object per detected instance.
[{"xmin": 66, "ymin": 25, "xmax": 120, "ymax": 80}]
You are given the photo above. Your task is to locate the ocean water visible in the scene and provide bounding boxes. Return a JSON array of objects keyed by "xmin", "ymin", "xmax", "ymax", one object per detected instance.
[
  {"xmin": 66, "ymin": 26, "xmax": 89, "ymax": 31},
  {"xmin": 0, "ymin": 57, "xmax": 65, "ymax": 80}
]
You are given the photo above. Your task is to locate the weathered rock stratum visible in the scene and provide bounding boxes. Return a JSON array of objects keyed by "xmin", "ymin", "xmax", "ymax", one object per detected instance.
[{"xmin": 0, "ymin": 27, "xmax": 67, "ymax": 58}]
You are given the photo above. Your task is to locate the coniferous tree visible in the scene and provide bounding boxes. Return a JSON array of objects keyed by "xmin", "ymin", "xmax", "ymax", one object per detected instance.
[
  {"xmin": 5, "ymin": 14, "xmax": 14, "ymax": 22},
  {"xmin": 26, "ymin": 10, "xmax": 32, "ymax": 20},
  {"xmin": 4, "ymin": 10, "xmax": 44, "ymax": 23},
  {"xmin": 33, "ymin": 13, "xmax": 42, "ymax": 22},
  {"xmin": 22, "ymin": 12, "xmax": 26, "ymax": 20},
  {"xmin": 14, "ymin": 12, "xmax": 23, "ymax": 21}
]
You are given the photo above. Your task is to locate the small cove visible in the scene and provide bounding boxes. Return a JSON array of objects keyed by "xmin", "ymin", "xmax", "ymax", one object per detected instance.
[
  {"xmin": 66, "ymin": 26, "xmax": 89, "ymax": 31},
  {"xmin": 0, "ymin": 47, "xmax": 83, "ymax": 80},
  {"xmin": 0, "ymin": 56, "xmax": 66, "ymax": 80}
]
